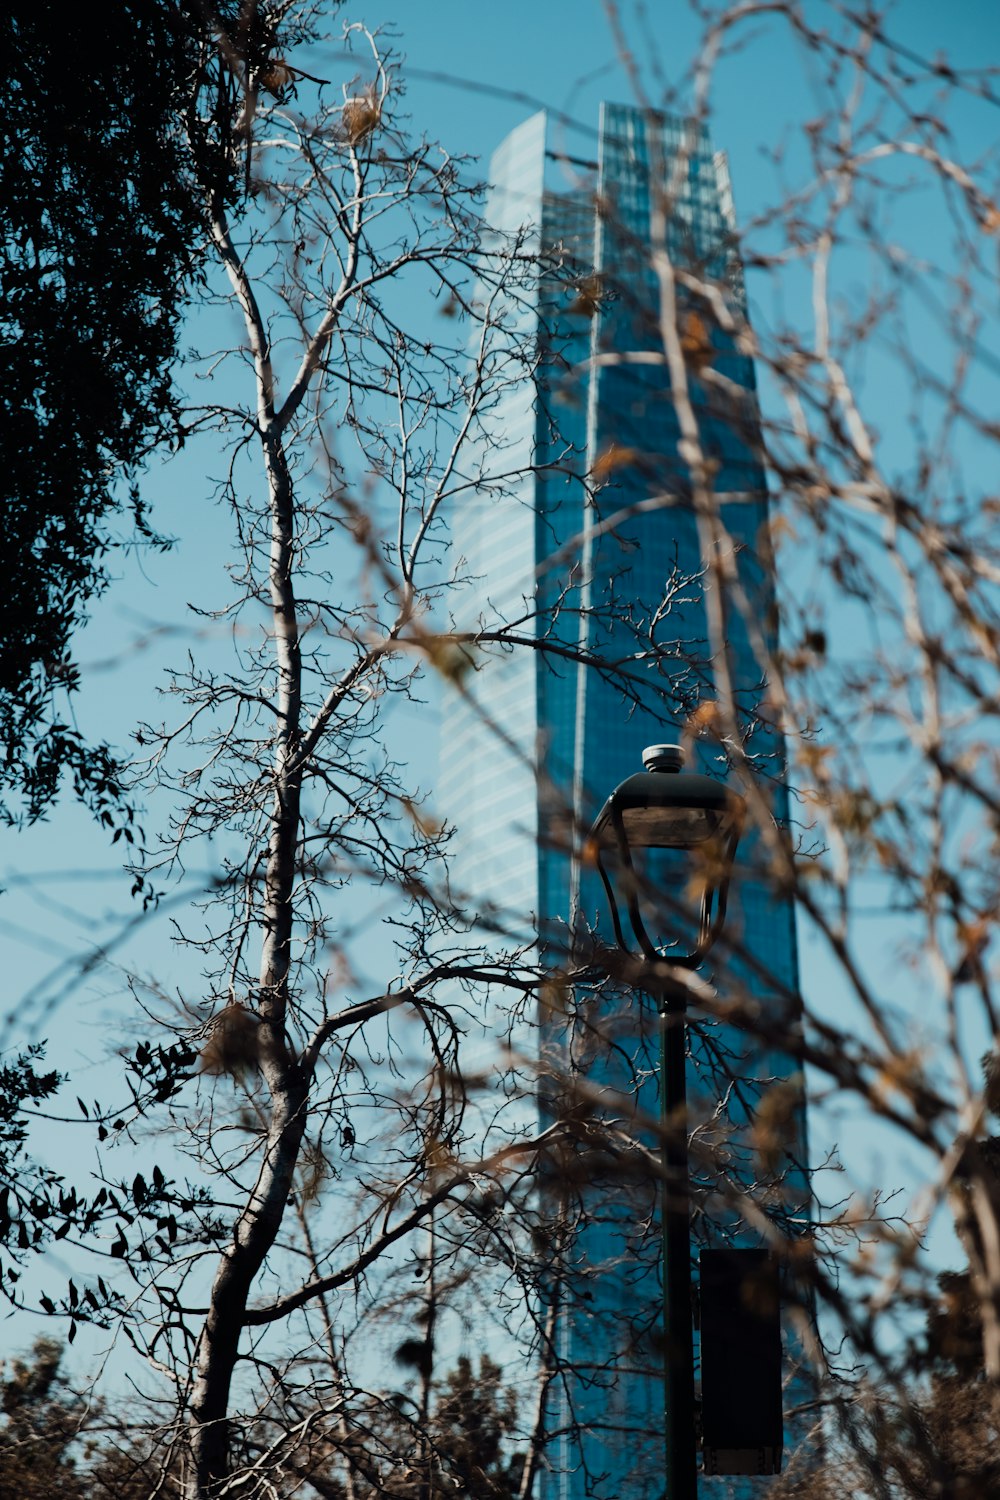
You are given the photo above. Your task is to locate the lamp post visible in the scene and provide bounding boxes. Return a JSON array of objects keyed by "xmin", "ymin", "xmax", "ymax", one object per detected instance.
[{"xmin": 590, "ymin": 744, "xmax": 744, "ymax": 1500}]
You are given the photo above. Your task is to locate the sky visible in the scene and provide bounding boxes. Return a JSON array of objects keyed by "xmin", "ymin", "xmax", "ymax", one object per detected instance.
[{"xmin": 4, "ymin": 0, "xmax": 1000, "ymax": 1375}]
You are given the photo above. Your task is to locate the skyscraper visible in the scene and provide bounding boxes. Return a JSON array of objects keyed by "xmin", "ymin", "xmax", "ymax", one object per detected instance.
[{"xmin": 442, "ymin": 104, "xmax": 808, "ymax": 1500}]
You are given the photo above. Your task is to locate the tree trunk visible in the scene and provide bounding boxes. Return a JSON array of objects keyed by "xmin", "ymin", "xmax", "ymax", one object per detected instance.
[{"xmin": 187, "ymin": 398, "xmax": 307, "ymax": 1495}]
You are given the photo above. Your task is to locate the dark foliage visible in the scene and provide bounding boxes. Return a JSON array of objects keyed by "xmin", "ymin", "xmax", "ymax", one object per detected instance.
[
  {"xmin": 0, "ymin": 1339, "xmax": 185, "ymax": 1499},
  {"xmin": 0, "ymin": 1343, "xmax": 520, "ymax": 1500},
  {"xmin": 371, "ymin": 1357, "xmax": 524, "ymax": 1500},
  {"xmin": 269, "ymin": 1354, "xmax": 525, "ymax": 1500},
  {"xmin": 427, "ymin": 1356, "xmax": 524, "ymax": 1500},
  {"xmin": 0, "ymin": 1, "xmax": 238, "ymax": 825},
  {"xmin": 0, "ymin": 1339, "xmax": 88, "ymax": 1500},
  {"xmin": 0, "ymin": 1046, "xmax": 61, "ymax": 1301}
]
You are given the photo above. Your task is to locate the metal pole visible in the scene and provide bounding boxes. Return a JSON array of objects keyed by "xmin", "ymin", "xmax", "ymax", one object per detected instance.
[{"xmin": 662, "ymin": 990, "xmax": 697, "ymax": 1500}]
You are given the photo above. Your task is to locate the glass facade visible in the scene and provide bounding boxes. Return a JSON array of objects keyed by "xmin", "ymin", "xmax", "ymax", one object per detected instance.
[{"xmin": 441, "ymin": 105, "xmax": 809, "ymax": 1500}]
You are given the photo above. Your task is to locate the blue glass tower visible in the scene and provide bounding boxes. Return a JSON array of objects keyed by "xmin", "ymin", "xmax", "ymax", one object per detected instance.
[{"xmin": 441, "ymin": 105, "xmax": 808, "ymax": 1500}]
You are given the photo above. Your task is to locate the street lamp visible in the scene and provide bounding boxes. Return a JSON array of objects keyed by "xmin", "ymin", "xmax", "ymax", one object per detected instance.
[{"xmin": 590, "ymin": 743, "xmax": 746, "ymax": 1499}]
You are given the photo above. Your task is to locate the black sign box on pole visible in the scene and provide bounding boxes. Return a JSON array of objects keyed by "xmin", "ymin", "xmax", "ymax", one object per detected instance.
[{"xmin": 700, "ymin": 1248, "xmax": 783, "ymax": 1476}]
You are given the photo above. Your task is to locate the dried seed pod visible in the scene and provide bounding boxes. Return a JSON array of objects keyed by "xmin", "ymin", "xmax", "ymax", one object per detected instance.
[
  {"xmin": 342, "ymin": 87, "xmax": 382, "ymax": 145},
  {"xmin": 200, "ymin": 1002, "xmax": 262, "ymax": 1083}
]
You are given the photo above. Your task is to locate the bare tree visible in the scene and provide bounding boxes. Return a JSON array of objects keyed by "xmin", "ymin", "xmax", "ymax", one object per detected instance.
[{"xmin": 138, "ymin": 17, "xmax": 551, "ymax": 1494}]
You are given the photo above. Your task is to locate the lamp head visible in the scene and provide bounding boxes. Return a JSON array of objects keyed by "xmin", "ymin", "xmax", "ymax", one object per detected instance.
[{"xmin": 590, "ymin": 744, "xmax": 744, "ymax": 964}]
